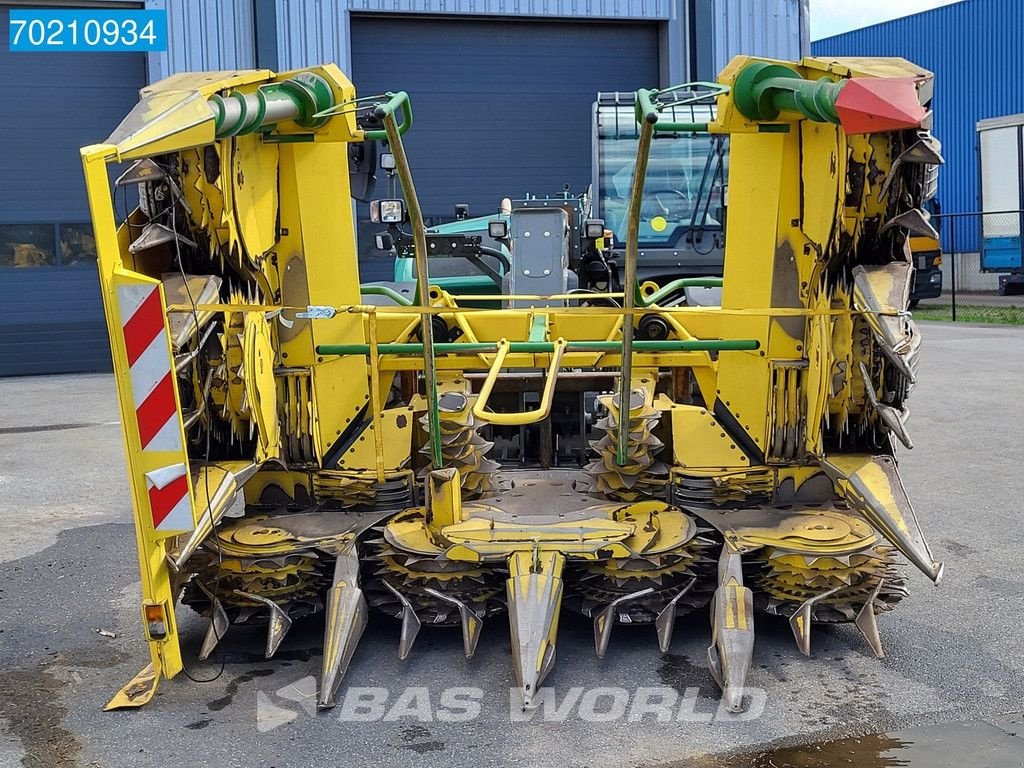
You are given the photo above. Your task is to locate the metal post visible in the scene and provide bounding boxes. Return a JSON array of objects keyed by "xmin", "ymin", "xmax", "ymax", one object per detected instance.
[
  {"xmin": 381, "ymin": 105, "xmax": 443, "ymax": 467},
  {"xmin": 1019, "ymin": 208, "xmax": 1024, "ymax": 278},
  {"xmin": 950, "ymin": 215, "xmax": 957, "ymax": 322},
  {"xmin": 367, "ymin": 310, "xmax": 387, "ymax": 482},
  {"xmin": 617, "ymin": 110, "xmax": 656, "ymax": 466}
]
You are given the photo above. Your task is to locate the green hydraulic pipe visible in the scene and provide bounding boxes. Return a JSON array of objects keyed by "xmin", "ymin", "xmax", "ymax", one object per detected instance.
[
  {"xmin": 210, "ymin": 72, "xmax": 335, "ymax": 138},
  {"xmin": 316, "ymin": 339, "xmax": 759, "ymax": 356},
  {"xmin": 381, "ymin": 98, "xmax": 442, "ymax": 467},
  {"xmin": 636, "ymin": 88, "xmax": 710, "ymax": 133},
  {"xmin": 640, "ymin": 277, "xmax": 724, "ymax": 307},
  {"xmin": 732, "ymin": 61, "xmax": 844, "ymax": 124},
  {"xmin": 364, "ymin": 91, "xmax": 413, "ymax": 141},
  {"xmin": 360, "ymin": 284, "xmax": 414, "ymax": 306},
  {"xmin": 309, "ymin": 91, "xmax": 414, "ymax": 141}
]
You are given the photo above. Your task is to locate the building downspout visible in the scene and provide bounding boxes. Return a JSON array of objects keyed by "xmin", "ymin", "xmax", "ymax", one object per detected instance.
[{"xmin": 799, "ymin": 0, "xmax": 811, "ymax": 57}]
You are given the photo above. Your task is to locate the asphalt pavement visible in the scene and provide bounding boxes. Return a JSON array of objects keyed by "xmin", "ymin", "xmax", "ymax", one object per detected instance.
[{"xmin": 0, "ymin": 322, "xmax": 1022, "ymax": 768}]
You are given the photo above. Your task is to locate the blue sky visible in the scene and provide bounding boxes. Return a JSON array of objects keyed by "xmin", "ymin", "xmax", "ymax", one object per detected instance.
[{"xmin": 811, "ymin": 0, "xmax": 965, "ymax": 40}]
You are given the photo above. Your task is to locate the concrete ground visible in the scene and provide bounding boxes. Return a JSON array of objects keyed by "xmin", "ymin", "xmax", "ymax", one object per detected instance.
[{"xmin": 0, "ymin": 322, "xmax": 1022, "ymax": 768}]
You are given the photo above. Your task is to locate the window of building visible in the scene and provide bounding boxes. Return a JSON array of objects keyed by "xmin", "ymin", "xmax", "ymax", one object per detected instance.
[
  {"xmin": 60, "ymin": 223, "xmax": 98, "ymax": 266},
  {"xmin": 0, "ymin": 224, "xmax": 57, "ymax": 267},
  {"xmin": 0, "ymin": 223, "xmax": 97, "ymax": 268}
]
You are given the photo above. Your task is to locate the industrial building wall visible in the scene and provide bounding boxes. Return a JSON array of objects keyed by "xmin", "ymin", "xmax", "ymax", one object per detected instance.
[
  {"xmin": 275, "ymin": 0, "xmax": 807, "ymax": 84},
  {"xmin": 0, "ymin": 4, "xmax": 147, "ymax": 376},
  {"xmin": 275, "ymin": 0, "xmax": 684, "ymax": 80},
  {"xmin": 703, "ymin": 0, "xmax": 808, "ymax": 77},
  {"xmin": 146, "ymin": 0, "xmax": 256, "ymax": 81},
  {"xmin": 348, "ymin": 15, "xmax": 660, "ymax": 281},
  {"xmin": 813, "ymin": 0, "xmax": 1024, "ymax": 225},
  {"xmin": 0, "ymin": 0, "xmax": 807, "ymax": 376},
  {"xmin": 142, "ymin": 0, "xmax": 811, "ymax": 102}
]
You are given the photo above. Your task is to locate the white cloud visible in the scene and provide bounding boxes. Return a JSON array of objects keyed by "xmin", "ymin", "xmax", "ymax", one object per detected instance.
[{"xmin": 811, "ymin": 0, "xmax": 965, "ymax": 40}]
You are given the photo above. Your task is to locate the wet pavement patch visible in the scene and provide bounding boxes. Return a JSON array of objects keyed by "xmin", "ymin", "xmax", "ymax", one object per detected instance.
[
  {"xmin": 0, "ymin": 422, "xmax": 105, "ymax": 435},
  {"xmin": 400, "ymin": 740, "xmax": 447, "ymax": 754},
  {"xmin": 206, "ymin": 668, "xmax": 277, "ymax": 711},
  {"xmin": 0, "ymin": 523, "xmax": 135, "ymax": 767},
  {"xmin": 0, "ymin": 660, "xmax": 82, "ymax": 768},
  {"xmin": 657, "ymin": 653, "xmax": 712, "ymax": 693},
  {"xmin": 398, "ymin": 725, "xmax": 446, "ymax": 754},
  {"xmin": 205, "ymin": 648, "xmax": 315, "ymax": 665},
  {"xmin": 688, "ymin": 714, "xmax": 1024, "ymax": 767}
]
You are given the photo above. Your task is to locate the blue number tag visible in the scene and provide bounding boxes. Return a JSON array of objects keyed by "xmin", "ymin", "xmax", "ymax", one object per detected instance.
[{"xmin": 8, "ymin": 9, "xmax": 167, "ymax": 52}]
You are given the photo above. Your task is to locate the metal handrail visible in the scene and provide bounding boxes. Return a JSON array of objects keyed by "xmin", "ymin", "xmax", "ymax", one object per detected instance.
[
  {"xmin": 472, "ymin": 338, "xmax": 568, "ymax": 426},
  {"xmin": 635, "ymin": 85, "xmax": 724, "ymax": 133}
]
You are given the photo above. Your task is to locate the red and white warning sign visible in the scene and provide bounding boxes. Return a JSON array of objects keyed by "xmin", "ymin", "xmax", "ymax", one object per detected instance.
[
  {"xmin": 117, "ymin": 280, "xmax": 194, "ymax": 534},
  {"xmin": 118, "ymin": 282, "xmax": 184, "ymax": 453}
]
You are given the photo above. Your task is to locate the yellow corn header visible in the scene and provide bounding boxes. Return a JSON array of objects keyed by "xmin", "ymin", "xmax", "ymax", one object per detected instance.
[{"xmin": 83, "ymin": 56, "xmax": 943, "ymax": 713}]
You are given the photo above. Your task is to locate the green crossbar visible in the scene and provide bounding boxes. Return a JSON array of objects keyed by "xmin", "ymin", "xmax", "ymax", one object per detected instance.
[{"xmin": 316, "ymin": 339, "xmax": 759, "ymax": 356}]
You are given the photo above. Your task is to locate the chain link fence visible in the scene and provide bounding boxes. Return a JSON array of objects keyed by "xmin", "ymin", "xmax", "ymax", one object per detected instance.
[{"xmin": 912, "ymin": 210, "xmax": 1024, "ymax": 324}]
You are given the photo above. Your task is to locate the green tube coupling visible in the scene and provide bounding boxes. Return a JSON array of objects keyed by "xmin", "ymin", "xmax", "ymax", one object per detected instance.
[
  {"xmin": 732, "ymin": 61, "xmax": 844, "ymax": 124},
  {"xmin": 316, "ymin": 339, "xmax": 759, "ymax": 357},
  {"xmin": 640, "ymin": 277, "xmax": 724, "ymax": 306},
  {"xmin": 360, "ymin": 284, "xmax": 414, "ymax": 306},
  {"xmin": 635, "ymin": 88, "xmax": 710, "ymax": 134},
  {"xmin": 363, "ymin": 91, "xmax": 413, "ymax": 142},
  {"xmin": 210, "ymin": 72, "xmax": 335, "ymax": 138}
]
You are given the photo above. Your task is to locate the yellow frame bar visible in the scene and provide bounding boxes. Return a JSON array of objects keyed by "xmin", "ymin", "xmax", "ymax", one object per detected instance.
[
  {"xmin": 82, "ymin": 145, "xmax": 186, "ymax": 691},
  {"xmin": 472, "ymin": 337, "xmax": 568, "ymax": 426}
]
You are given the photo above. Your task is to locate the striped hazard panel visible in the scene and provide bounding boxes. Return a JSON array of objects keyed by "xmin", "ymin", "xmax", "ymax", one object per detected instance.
[{"xmin": 117, "ymin": 280, "xmax": 195, "ymax": 535}]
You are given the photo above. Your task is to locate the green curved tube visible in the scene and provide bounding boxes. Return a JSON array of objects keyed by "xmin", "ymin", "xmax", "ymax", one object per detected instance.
[
  {"xmin": 210, "ymin": 72, "xmax": 335, "ymax": 138},
  {"xmin": 636, "ymin": 88, "xmax": 711, "ymax": 133},
  {"xmin": 732, "ymin": 61, "xmax": 844, "ymax": 124},
  {"xmin": 360, "ymin": 285, "xmax": 414, "ymax": 306},
  {"xmin": 640, "ymin": 277, "xmax": 724, "ymax": 307},
  {"xmin": 363, "ymin": 91, "xmax": 413, "ymax": 141},
  {"xmin": 316, "ymin": 339, "xmax": 759, "ymax": 356}
]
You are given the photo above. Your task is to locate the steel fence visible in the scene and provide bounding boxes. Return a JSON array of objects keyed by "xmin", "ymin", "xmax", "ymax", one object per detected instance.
[{"xmin": 913, "ymin": 210, "xmax": 1024, "ymax": 324}]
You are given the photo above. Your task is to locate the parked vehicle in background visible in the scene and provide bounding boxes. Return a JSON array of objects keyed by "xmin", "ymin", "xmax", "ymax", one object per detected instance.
[
  {"xmin": 909, "ymin": 198, "xmax": 943, "ymax": 307},
  {"xmin": 382, "ymin": 88, "xmax": 726, "ymax": 299},
  {"xmin": 978, "ymin": 114, "xmax": 1024, "ymax": 295}
]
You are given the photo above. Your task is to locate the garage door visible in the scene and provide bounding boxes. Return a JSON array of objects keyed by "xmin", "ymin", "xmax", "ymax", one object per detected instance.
[
  {"xmin": 350, "ymin": 16, "xmax": 660, "ymax": 281},
  {"xmin": 0, "ymin": 4, "xmax": 146, "ymax": 376}
]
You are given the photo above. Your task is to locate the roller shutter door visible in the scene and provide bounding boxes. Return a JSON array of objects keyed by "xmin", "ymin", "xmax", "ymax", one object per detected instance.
[
  {"xmin": 350, "ymin": 15, "xmax": 660, "ymax": 280},
  {"xmin": 0, "ymin": 4, "xmax": 146, "ymax": 375}
]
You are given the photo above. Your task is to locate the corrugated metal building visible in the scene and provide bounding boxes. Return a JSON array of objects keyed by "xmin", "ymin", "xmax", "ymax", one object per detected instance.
[
  {"xmin": 0, "ymin": 0, "xmax": 806, "ymax": 376},
  {"xmin": 813, "ymin": 0, "xmax": 1024, "ymax": 227},
  {"xmin": 0, "ymin": 7, "xmax": 146, "ymax": 376}
]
